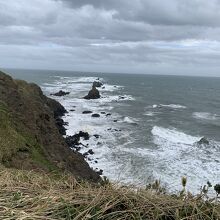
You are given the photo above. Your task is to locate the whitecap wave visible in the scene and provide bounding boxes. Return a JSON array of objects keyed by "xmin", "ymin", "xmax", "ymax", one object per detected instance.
[
  {"xmin": 150, "ymin": 126, "xmax": 220, "ymax": 193},
  {"xmin": 151, "ymin": 126, "xmax": 200, "ymax": 145},
  {"xmin": 160, "ymin": 104, "xmax": 187, "ymax": 109},
  {"xmin": 144, "ymin": 111, "xmax": 155, "ymax": 116},
  {"xmin": 53, "ymin": 76, "xmax": 103, "ymax": 83},
  {"xmin": 123, "ymin": 116, "xmax": 138, "ymax": 124},
  {"xmin": 147, "ymin": 104, "xmax": 186, "ymax": 109},
  {"xmin": 41, "ymin": 75, "xmax": 136, "ymax": 182},
  {"xmin": 193, "ymin": 112, "xmax": 218, "ymax": 121},
  {"xmin": 41, "ymin": 75, "xmax": 220, "ymax": 194}
]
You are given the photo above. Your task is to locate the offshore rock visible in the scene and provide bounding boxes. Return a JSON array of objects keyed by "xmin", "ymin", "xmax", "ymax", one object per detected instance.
[
  {"xmin": 82, "ymin": 110, "xmax": 93, "ymax": 114},
  {"xmin": 93, "ymin": 81, "xmax": 103, "ymax": 88},
  {"xmin": 197, "ymin": 137, "xmax": 209, "ymax": 145},
  {"xmin": 91, "ymin": 114, "xmax": 100, "ymax": 118},
  {"xmin": 51, "ymin": 90, "xmax": 70, "ymax": 96},
  {"xmin": 84, "ymin": 86, "xmax": 100, "ymax": 99}
]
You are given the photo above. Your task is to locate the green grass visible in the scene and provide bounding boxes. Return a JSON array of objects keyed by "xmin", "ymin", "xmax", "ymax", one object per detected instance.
[
  {"xmin": 0, "ymin": 101, "xmax": 57, "ymax": 172},
  {"xmin": 0, "ymin": 102, "xmax": 26, "ymax": 163},
  {"xmin": 31, "ymin": 144, "xmax": 59, "ymax": 172}
]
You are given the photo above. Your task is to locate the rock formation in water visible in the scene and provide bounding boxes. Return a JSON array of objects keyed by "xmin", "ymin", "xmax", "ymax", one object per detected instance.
[
  {"xmin": 84, "ymin": 85, "xmax": 100, "ymax": 99},
  {"xmin": 93, "ymin": 81, "xmax": 103, "ymax": 88},
  {"xmin": 0, "ymin": 70, "xmax": 100, "ymax": 182},
  {"xmin": 197, "ymin": 137, "xmax": 209, "ymax": 145},
  {"xmin": 51, "ymin": 90, "xmax": 70, "ymax": 96}
]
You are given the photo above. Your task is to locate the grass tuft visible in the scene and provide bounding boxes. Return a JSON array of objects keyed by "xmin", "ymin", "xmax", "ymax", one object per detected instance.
[{"xmin": 0, "ymin": 168, "xmax": 219, "ymax": 219}]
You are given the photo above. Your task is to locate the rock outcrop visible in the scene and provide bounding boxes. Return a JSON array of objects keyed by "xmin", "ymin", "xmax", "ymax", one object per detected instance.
[
  {"xmin": 51, "ymin": 90, "xmax": 70, "ymax": 96},
  {"xmin": 91, "ymin": 114, "xmax": 100, "ymax": 118},
  {"xmin": 93, "ymin": 81, "xmax": 103, "ymax": 88},
  {"xmin": 82, "ymin": 110, "xmax": 93, "ymax": 114},
  {"xmin": 197, "ymin": 137, "xmax": 209, "ymax": 145},
  {"xmin": 0, "ymin": 70, "xmax": 100, "ymax": 182},
  {"xmin": 84, "ymin": 86, "xmax": 100, "ymax": 99}
]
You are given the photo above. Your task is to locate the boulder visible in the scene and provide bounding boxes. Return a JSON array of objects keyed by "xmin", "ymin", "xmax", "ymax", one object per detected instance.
[
  {"xmin": 197, "ymin": 137, "xmax": 209, "ymax": 145},
  {"xmin": 88, "ymin": 149, "xmax": 94, "ymax": 155},
  {"xmin": 78, "ymin": 131, "xmax": 90, "ymax": 140},
  {"xmin": 96, "ymin": 169, "xmax": 103, "ymax": 175},
  {"xmin": 119, "ymin": 96, "xmax": 125, "ymax": 100},
  {"xmin": 65, "ymin": 131, "xmax": 90, "ymax": 148},
  {"xmin": 51, "ymin": 90, "xmax": 70, "ymax": 96},
  {"xmin": 94, "ymin": 134, "xmax": 100, "ymax": 139},
  {"xmin": 93, "ymin": 81, "xmax": 103, "ymax": 88},
  {"xmin": 83, "ymin": 152, "xmax": 89, "ymax": 158},
  {"xmin": 92, "ymin": 114, "xmax": 100, "ymax": 118},
  {"xmin": 84, "ymin": 86, "xmax": 100, "ymax": 99},
  {"xmin": 82, "ymin": 110, "xmax": 93, "ymax": 114},
  {"xmin": 65, "ymin": 135, "xmax": 80, "ymax": 147}
]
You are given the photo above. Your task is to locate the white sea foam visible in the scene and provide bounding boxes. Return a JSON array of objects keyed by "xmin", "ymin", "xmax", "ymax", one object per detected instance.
[
  {"xmin": 193, "ymin": 112, "xmax": 218, "ymax": 121},
  {"xmin": 53, "ymin": 76, "xmax": 103, "ymax": 83},
  {"xmin": 152, "ymin": 126, "xmax": 200, "ymax": 145},
  {"xmin": 150, "ymin": 126, "xmax": 220, "ymax": 193},
  {"xmin": 144, "ymin": 111, "xmax": 157, "ymax": 116},
  {"xmin": 147, "ymin": 104, "xmax": 186, "ymax": 109},
  {"xmin": 123, "ymin": 116, "xmax": 138, "ymax": 124},
  {"xmin": 41, "ymin": 75, "xmax": 136, "ymax": 181},
  {"xmin": 160, "ymin": 104, "xmax": 187, "ymax": 109},
  {"xmin": 42, "ymin": 75, "xmax": 220, "ymax": 194},
  {"xmin": 100, "ymin": 84, "xmax": 123, "ymax": 92}
]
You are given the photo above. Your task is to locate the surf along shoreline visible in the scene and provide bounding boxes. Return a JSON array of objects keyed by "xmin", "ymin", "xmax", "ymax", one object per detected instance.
[
  {"xmin": 47, "ymin": 76, "xmax": 212, "ymax": 192},
  {"xmin": 48, "ymin": 77, "xmax": 134, "ymax": 178}
]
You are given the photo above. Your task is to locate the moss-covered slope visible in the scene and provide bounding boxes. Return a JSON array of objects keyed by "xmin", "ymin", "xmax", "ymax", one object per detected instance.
[{"xmin": 0, "ymin": 70, "xmax": 100, "ymax": 182}]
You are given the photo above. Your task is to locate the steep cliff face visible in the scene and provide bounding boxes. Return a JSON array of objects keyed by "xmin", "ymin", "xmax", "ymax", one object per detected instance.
[{"xmin": 0, "ymin": 70, "xmax": 100, "ymax": 182}]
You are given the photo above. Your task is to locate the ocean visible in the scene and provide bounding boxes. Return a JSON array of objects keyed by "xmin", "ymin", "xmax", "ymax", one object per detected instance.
[{"xmin": 5, "ymin": 68, "xmax": 220, "ymax": 193}]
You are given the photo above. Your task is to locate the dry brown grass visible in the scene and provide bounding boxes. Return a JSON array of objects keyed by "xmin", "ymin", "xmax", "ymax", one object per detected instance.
[{"xmin": 0, "ymin": 168, "xmax": 219, "ymax": 220}]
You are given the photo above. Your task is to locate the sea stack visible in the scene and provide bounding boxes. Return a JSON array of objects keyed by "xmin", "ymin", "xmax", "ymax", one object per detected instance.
[{"xmin": 84, "ymin": 85, "xmax": 101, "ymax": 99}]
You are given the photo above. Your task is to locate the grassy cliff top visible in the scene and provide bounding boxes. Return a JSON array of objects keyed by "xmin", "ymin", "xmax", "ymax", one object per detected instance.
[
  {"xmin": 0, "ymin": 168, "xmax": 219, "ymax": 219},
  {"xmin": 0, "ymin": 70, "xmax": 100, "ymax": 182}
]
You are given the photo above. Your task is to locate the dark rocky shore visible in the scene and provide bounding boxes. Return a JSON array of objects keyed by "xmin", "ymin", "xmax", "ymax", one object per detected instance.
[
  {"xmin": 0, "ymin": 70, "xmax": 100, "ymax": 182},
  {"xmin": 56, "ymin": 79, "xmax": 105, "ymax": 175}
]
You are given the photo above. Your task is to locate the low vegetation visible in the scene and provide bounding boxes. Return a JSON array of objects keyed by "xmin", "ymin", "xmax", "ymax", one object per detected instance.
[{"xmin": 0, "ymin": 168, "xmax": 219, "ymax": 219}]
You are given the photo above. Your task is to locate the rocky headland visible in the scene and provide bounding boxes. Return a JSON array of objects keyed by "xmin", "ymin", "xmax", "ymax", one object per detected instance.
[{"xmin": 0, "ymin": 70, "xmax": 100, "ymax": 182}]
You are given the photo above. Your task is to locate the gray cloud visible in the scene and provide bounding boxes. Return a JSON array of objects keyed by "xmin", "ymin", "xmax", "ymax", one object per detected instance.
[
  {"xmin": 0, "ymin": 0, "xmax": 220, "ymax": 76},
  {"xmin": 62, "ymin": 0, "xmax": 220, "ymax": 26}
]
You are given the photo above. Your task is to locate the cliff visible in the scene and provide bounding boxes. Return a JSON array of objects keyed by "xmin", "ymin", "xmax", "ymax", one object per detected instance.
[{"xmin": 0, "ymin": 70, "xmax": 100, "ymax": 182}]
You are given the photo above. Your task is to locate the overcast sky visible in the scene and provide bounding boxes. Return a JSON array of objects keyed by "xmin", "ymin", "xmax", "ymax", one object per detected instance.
[{"xmin": 1, "ymin": 0, "xmax": 220, "ymax": 76}]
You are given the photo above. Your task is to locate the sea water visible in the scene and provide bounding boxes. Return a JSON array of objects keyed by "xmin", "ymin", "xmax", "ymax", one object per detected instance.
[{"xmin": 5, "ymin": 68, "xmax": 220, "ymax": 193}]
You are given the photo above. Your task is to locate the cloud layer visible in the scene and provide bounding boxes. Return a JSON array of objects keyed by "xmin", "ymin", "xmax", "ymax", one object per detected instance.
[{"xmin": 1, "ymin": 0, "xmax": 220, "ymax": 75}]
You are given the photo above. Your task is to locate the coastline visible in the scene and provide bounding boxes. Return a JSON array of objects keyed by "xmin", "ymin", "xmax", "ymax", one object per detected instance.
[
  {"xmin": 42, "ymin": 73, "xmax": 220, "ymax": 195},
  {"xmin": 46, "ymin": 77, "xmax": 134, "ymax": 180}
]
